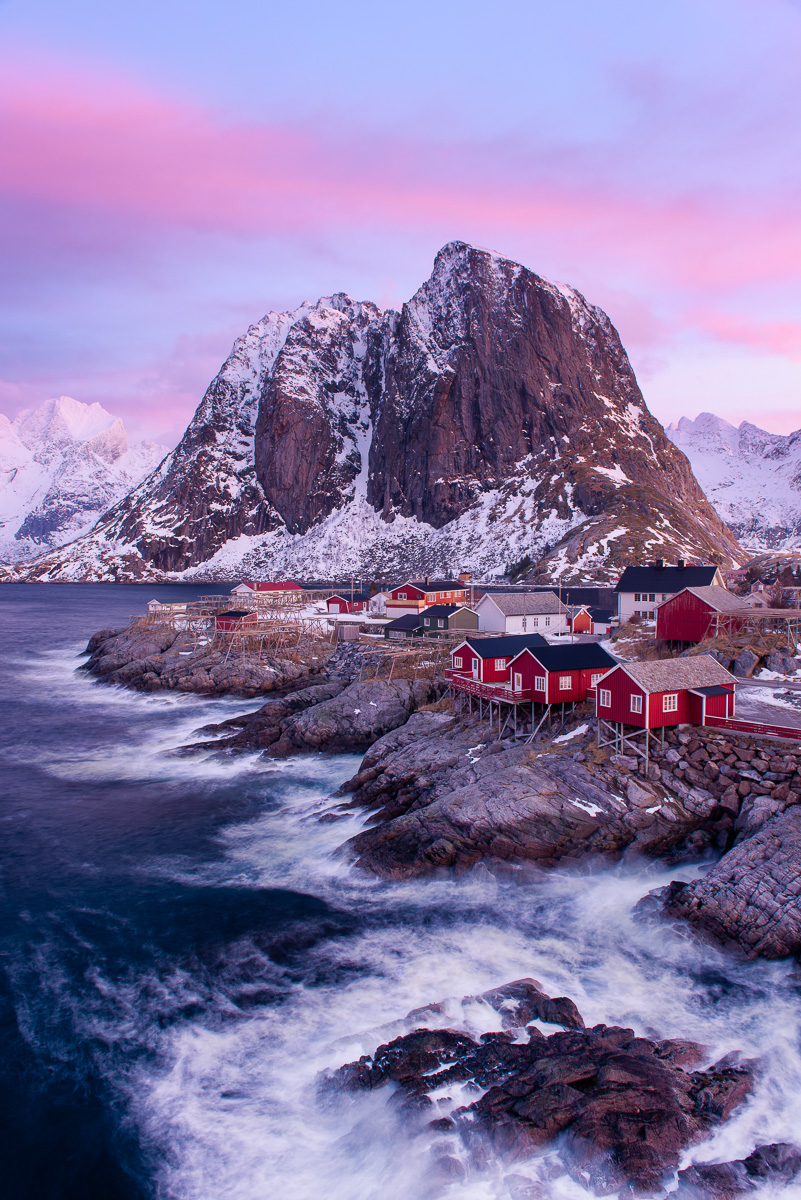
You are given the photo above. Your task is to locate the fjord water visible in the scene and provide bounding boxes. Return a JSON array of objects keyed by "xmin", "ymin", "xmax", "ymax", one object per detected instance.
[{"xmin": 2, "ymin": 585, "xmax": 801, "ymax": 1200}]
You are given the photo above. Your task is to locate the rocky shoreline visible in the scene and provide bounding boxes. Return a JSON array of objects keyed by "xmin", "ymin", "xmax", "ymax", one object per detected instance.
[{"xmin": 82, "ymin": 622, "xmax": 801, "ymax": 1194}]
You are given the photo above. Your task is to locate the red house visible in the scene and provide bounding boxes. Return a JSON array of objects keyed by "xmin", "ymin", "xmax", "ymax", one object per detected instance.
[
  {"xmin": 387, "ymin": 579, "xmax": 470, "ymax": 617},
  {"xmin": 215, "ymin": 609, "xmax": 258, "ymax": 632},
  {"xmin": 595, "ymin": 655, "xmax": 736, "ymax": 730},
  {"xmin": 567, "ymin": 605, "xmax": 593, "ymax": 634},
  {"xmin": 326, "ymin": 591, "xmax": 369, "ymax": 614},
  {"xmin": 450, "ymin": 634, "xmax": 548, "ymax": 688},
  {"xmin": 507, "ymin": 643, "xmax": 617, "ymax": 704},
  {"xmin": 656, "ymin": 586, "xmax": 746, "ymax": 645}
]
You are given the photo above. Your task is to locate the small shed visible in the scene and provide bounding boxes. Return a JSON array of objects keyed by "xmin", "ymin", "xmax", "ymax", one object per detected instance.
[
  {"xmin": 656, "ymin": 586, "xmax": 746, "ymax": 645},
  {"xmin": 215, "ymin": 609, "xmax": 258, "ymax": 632},
  {"xmin": 567, "ymin": 605, "xmax": 592, "ymax": 634}
]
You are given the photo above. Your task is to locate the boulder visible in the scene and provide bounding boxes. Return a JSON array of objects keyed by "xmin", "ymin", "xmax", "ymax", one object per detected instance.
[
  {"xmin": 731, "ymin": 649, "xmax": 760, "ymax": 678},
  {"xmin": 324, "ymin": 986, "xmax": 753, "ymax": 1197},
  {"xmin": 272, "ymin": 678, "xmax": 439, "ymax": 755}
]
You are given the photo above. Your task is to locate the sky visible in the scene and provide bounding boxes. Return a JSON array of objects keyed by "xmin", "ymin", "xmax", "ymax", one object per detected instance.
[{"xmin": 1, "ymin": 0, "xmax": 800, "ymax": 445}]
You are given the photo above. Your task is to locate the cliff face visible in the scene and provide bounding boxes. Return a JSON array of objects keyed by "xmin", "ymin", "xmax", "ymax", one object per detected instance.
[{"xmin": 10, "ymin": 243, "xmax": 742, "ymax": 582}]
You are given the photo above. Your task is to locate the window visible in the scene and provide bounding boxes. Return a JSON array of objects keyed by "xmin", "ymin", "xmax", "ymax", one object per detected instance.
[
  {"xmin": 390, "ymin": 631, "xmax": 404, "ymax": 640},
  {"xmin": 599, "ymin": 689, "xmax": 611, "ymax": 707},
  {"xmin": 649, "ymin": 593, "xmax": 655, "ymax": 601},
  {"xmin": 438, "ymin": 620, "xmax": 444, "ymax": 628},
  {"xmin": 494, "ymin": 658, "xmax": 506, "ymax": 670},
  {"xmin": 545, "ymin": 617, "xmax": 551, "ymax": 626},
  {"xmin": 590, "ymin": 673, "xmax": 602, "ymax": 686},
  {"xmin": 663, "ymin": 693, "xmax": 678, "ymax": 712},
  {"xmin": 424, "ymin": 618, "xmax": 430, "ymax": 625},
  {"xmin": 630, "ymin": 694, "xmax": 643, "ymax": 714},
  {"xmin": 535, "ymin": 676, "xmax": 546, "ymax": 692},
  {"xmin": 559, "ymin": 675, "xmax": 571, "ymax": 690},
  {"xmin": 532, "ymin": 617, "xmax": 539, "ymax": 627},
  {"xmin": 453, "ymin": 656, "xmax": 463, "ymax": 668},
  {"xmin": 634, "ymin": 592, "xmax": 641, "ymax": 601},
  {"xmin": 522, "ymin": 617, "xmax": 527, "ymax": 631},
  {"xmin": 398, "ymin": 592, "xmax": 406, "ymax": 600}
]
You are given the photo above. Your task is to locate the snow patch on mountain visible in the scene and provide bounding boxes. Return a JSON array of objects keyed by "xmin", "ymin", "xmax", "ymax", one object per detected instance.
[
  {"xmin": 0, "ymin": 397, "xmax": 167, "ymax": 562},
  {"xmin": 666, "ymin": 412, "xmax": 801, "ymax": 550}
]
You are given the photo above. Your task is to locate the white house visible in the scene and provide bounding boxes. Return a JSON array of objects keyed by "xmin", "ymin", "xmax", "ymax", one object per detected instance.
[
  {"xmin": 231, "ymin": 582, "xmax": 255, "ymax": 596},
  {"xmin": 474, "ymin": 591, "xmax": 569, "ymax": 634},
  {"xmin": 615, "ymin": 561, "xmax": 725, "ymax": 623}
]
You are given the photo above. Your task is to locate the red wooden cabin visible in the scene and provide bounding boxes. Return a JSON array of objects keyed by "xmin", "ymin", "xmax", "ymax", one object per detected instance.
[
  {"xmin": 568, "ymin": 605, "xmax": 593, "ymax": 634},
  {"xmin": 656, "ymin": 586, "xmax": 746, "ymax": 645},
  {"xmin": 450, "ymin": 634, "xmax": 548, "ymax": 688},
  {"xmin": 508, "ymin": 643, "xmax": 617, "ymax": 704},
  {"xmin": 595, "ymin": 655, "xmax": 736, "ymax": 730},
  {"xmin": 215, "ymin": 609, "xmax": 258, "ymax": 632},
  {"xmin": 326, "ymin": 592, "xmax": 369, "ymax": 614}
]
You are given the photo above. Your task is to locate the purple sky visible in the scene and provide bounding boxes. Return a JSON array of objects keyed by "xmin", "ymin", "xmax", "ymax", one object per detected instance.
[{"xmin": 1, "ymin": 0, "xmax": 800, "ymax": 444}]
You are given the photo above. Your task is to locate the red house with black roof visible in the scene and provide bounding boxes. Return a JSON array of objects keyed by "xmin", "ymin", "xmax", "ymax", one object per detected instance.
[
  {"xmin": 449, "ymin": 634, "xmax": 548, "ymax": 686},
  {"xmin": 506, "ymin": 643, "xmax": 617, "ymax": 704},
  {"xmin": 326, "ymin": 591, "xmax": 369, "ymax": 614}
]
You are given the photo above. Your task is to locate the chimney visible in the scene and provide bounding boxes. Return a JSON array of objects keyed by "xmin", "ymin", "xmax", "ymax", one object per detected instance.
[
  {"xmin": 655, "ymin": 558, "xmax": 664, "ymax": 570},
  {"xmin": 677, "ymin": 559, "xmax": 686, "ymax": 569}
]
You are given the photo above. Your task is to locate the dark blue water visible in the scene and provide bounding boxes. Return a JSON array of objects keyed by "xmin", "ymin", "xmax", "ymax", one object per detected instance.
[{"xmin": 2, "ymin": 585, "xmax": 801, "ymax": 1200}]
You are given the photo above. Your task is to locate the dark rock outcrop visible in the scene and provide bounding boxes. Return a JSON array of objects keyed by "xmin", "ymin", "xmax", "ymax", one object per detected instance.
[
  {"xmin": 324, "ymin": 979, "xmax": 753, "ymax": 1197},
  {"xmin": 674, "ymin": 1143, "xmax": 801, "ymax": 1198},
  {"xmin": 15, "ymin": 242, "xmax": 741, "ymax": 582}
]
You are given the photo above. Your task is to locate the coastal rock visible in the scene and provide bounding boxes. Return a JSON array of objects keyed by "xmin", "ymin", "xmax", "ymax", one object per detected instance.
[
  {"xmin": 337, "ymin": 715, "xmax": 734, "ymax": 880},
  {"xmin": 661, "ymin": 808, "xmax": 801, "ymax": 959},
  {"xmin": 82, "ymin": 623, "xmax": 326, "ymax": 697},
  {"xmin": 191, "ymin": 681, "xmax": 346, "ymax": 750},
  {"xmin": 325, "ymin": 982, "xmax": 753, "ymax": 1197},
  {"xmin": 269, "ymin": 678, "xmax": 439, "ymax": 756},
  {"xmin": 674, "ymin": 1143, "xmax": 801, "ymax": 1198}
]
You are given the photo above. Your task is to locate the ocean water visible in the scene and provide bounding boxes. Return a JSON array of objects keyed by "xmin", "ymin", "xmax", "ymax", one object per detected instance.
[{"xmin": 1, "ymin": 583, "xmax": 801, "ymax": 1199}]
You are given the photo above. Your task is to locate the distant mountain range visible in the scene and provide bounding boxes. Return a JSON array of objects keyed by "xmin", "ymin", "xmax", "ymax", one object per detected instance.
[
  {"xmin": 4, "ymin": 244, "xmax": 742, "ymax": 583},
  {"xmin": 0, "ymin": 397, "xmax": 166, "ymax": 564},
  {"xmin": 666, "ymin": 413, "xmax": 801, "ymax": 551}
]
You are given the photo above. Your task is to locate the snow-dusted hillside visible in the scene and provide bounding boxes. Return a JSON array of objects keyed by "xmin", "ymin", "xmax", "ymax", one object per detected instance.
[
  {"xmin": 666, "ymin": 413, "xmax": 801, "ymax": 550},
  {"xmin": 0, "ymin": 397, "xmax": 167, "ymax": 562},
  {"xmin": 7, "ymin": 245, "xmax": 742, "ymax": 582}
]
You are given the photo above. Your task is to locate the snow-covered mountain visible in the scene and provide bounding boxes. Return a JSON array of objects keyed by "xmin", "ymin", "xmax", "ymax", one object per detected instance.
[
  {"xmin": 0, "ymin": 397, "xmax": 167, "ymax": 562},
  {"xmin": 666, "ymin": 413, "xmax": 801, "ymax": 551},
  {"xmin": 7, "ymin": 244, "xmax": 742, "ymax": 583}
]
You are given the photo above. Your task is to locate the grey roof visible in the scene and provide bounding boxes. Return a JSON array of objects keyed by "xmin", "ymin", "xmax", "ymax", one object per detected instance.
[
  {"xmin": 681, "ymin": 586, "xmax": 747, "ymax": 613},
  {"xmin": 480, "ymin": 591, "xmax": 568, "ymax": 616},
  {"xmin": 618, "ymin": 654, "xmax": 735, "ymax": 694}
]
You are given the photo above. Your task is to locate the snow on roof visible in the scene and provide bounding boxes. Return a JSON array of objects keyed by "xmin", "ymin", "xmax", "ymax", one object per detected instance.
[
  {"xmin": 618, "ymin": 654, "xmax": 735, "ymax": 694},
  {"xmin": 480, "ymin": 591, "xmax": 568, "ymax": 616}
]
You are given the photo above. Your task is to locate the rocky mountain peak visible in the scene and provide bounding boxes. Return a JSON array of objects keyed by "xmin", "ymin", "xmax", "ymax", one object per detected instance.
[{"xmin": 7, "ymin": 244, "xmax": 742, "ymax": 582}]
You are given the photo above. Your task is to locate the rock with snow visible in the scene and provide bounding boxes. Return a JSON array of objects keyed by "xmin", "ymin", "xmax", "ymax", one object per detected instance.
[
  {"xmin": 12, "ymin": 245, "xmax": 741, "ymax": 581},
  {"xmin": 666, "ymin": 412, "xmax": 801, "ymax": 551},
  {"xmin": 0, "ymin": 396, "xmax": 166, "ymax": 562}
]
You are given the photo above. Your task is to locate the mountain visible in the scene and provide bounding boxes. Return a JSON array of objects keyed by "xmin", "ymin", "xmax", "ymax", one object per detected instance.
[
  {"xmin": 0, "ymin": 397, "xmax": 167, "ymax": 563},
  {"xmin": 666, "ymin": 413, "xmax": 801, "ymax": 551},
  {"xmin": 7, "ymin": 244, "xmax": 742, "ymax": 583}
]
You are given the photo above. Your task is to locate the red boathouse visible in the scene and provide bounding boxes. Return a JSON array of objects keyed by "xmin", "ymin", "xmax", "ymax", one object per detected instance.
[
  {"xmin": 656, "ymin": 586, "xmax": 747, "ymax": 645},
  {"xmin": 215, "ymin": 609, "xmax": 258, "ymax": 632}
]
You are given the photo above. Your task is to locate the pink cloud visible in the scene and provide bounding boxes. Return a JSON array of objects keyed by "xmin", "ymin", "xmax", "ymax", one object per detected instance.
[
  {"xmin": 694, "ymin": 311, "xmax": 801, "ymax": 360},
  {"xmin": 2, "ymin": 50, "xmax": 801, "ymax": 301}
]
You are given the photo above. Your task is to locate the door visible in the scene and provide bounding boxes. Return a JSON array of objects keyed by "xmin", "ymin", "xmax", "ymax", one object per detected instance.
[
  {"xmin": 513, "ymin": 672, "xmax": 522, "ymax": 692},
  {"xmin": 472, "ymin": 657, "xmax": 479, "ymax": 680}
]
